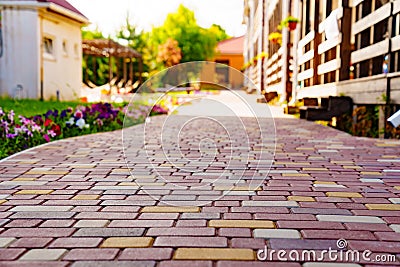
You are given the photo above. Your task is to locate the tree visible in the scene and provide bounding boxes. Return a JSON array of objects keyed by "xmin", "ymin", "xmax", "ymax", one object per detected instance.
[
  {"xmin": 209, "ymin": 24, "xmax": 230, "ymax": 42},
  {"xmin": 156, "ymin": 38, "xmax": 182, "ymax": 67},
  {"xmin": 151, "ymin": 4, "xmax": 227, "ymax": 65},
  {"xmin": 115, "ymin": 15, "xmax": 154, "ymax": 76}
]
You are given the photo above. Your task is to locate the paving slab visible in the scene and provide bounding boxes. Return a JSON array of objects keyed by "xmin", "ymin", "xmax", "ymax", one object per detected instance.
[{"xmin": 1, "ymin": 107, "xmax": 400, "ymax": 266}]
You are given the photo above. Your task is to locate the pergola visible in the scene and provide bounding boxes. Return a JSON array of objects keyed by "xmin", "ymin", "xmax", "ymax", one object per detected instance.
[{"xmin": 82, "ymin": 39, "xmax": 143, "ymax": 89}]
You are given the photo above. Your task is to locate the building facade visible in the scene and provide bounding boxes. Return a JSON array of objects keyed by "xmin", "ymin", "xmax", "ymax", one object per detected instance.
[
  {"xmin": 200, "ymin": 36, "xmax": 245, "ymax": 90},
  {"xmin": 214, "ymin": 36, "xmax": 245, "ymax": 89},
  {"xmin": 244, "ymin": 0, "xmax": 400, "ymax": 105},
  {"xmin": 0, "ymin": 0, "xmax": 87, "ymax": 100}
]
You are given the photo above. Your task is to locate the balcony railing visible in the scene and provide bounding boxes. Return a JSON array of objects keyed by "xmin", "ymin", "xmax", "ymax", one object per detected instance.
[
  {"xmin": 351, "ymin": 0, "xmax": 400, "ymax": 77},
  {"xmin": 266, "ymin": 47, "xmax": 283, "ymax": 87}
]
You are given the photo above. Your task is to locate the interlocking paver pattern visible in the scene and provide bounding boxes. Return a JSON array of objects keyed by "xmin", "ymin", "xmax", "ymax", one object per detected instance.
[{"xmin": 0, "ymin": 115, "xmax": 400, "ymax": 265}]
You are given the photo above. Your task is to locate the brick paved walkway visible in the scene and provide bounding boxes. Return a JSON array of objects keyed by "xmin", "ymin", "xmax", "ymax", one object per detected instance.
[{"xmin": 0, "ymin": 114, "xmax": 400, "ymax": 266}]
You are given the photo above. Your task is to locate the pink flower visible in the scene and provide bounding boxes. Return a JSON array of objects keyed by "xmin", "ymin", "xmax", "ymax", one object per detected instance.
[
  {"xmin": 95, "ymin": 118, "xmax": 103, "ymax": 127},
  {"xmin": 47, "ymin": 130, "xmax": 56, "ymax": 138},
  {"xmin": 43, "ymin": 134, "xmax": 50, "ymax": 142},
  {"xmin": 74, "ymin": 110, "xmax": 83, "ymax": 119}
]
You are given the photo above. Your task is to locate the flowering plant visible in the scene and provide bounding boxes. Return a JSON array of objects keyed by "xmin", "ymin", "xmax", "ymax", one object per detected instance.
[
  {"xmin": 0, "ymin": 102, "xmax": 169, "ymax": 159},
  {"xmin": 268, "ymin": 32, "xmax": 282, "ymax": 44},
  {"xmin": 278, "ymin": 16, "xmax": 300, "ymax": 30},
  {"xmin": 240, "ymin": 52, "xmax": 268, "ymax": 71}
]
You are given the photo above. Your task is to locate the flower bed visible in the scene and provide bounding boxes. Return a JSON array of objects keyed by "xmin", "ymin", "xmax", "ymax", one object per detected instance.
[{"xmin": 0, "ymin": 102, "xmax": 168, "ymax": 159}]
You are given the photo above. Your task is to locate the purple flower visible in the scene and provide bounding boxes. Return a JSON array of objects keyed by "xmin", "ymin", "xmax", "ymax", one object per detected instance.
[
  {"xmin": 60, "ymin": 110, "xmax": 67, "ymax": 118},
  {"xmin": 0, "ymin": 120, "xmax": 9, "ymax": 132},
  {"xmin": 6, "ymin": 133, "xmax": 17, "ymax": 139},
  {"xmin": 45, "ymin": 110, "xmax": 53, "ymax": 118},
  {"xmin": 32, "ymin": 116, "xmax": 43, "ymax": 125},
  {"xmin": 0, "ymin": 108, "xmax": 4, "ymax": 116}
]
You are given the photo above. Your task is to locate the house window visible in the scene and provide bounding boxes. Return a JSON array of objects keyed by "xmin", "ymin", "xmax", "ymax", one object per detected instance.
[
  {"xmin": 62, "ymin": 40, "xmax": 68, "ymax": 56},
  {"xmin": 43, "ymin": 37, "xmax": 54, "ymax": 55}
]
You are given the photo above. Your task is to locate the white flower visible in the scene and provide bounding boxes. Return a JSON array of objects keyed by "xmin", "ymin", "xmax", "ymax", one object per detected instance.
[
  {"xmin": 76, "ymin": 118, "xmax": 86, "ymax": 129},
  {"xmin": 66, "ymin": 117, "xmax": 75, "ymax": 125},
  {"xmin": 32, "ymin": 124, "xmax": 42, "ymax": 132}
]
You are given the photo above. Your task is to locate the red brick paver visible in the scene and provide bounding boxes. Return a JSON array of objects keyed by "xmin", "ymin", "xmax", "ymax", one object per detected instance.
[{"xmin": 0, "ymin": 115, "xmax": 400, "ymax": 266}]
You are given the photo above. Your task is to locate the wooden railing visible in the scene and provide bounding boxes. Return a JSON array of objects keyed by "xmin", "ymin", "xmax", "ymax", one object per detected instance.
[
  {"xmin": 266, "ymin": 47, "xmax": 283, "ymax": 86},
  {"xmin": 351, "ymin": 0, "xmax": 400, "ymax": 78},
  {"xmin": 351, "ymin": 2, "xmax": 391, "ymax": 65},
  {"xmin": 317, "ymin": 7, "xmax": 344, "ymax": 83},
  {"xmin": 296, "ymin": 0, "xmax": 351, "ymax": 90},
  {"xmin": 251, "ymin": 64, "xmax": 260, "ymax": 88},
  {"xmin": 297, "ymin": 31, "xmax": 315, "ymax": 85}
]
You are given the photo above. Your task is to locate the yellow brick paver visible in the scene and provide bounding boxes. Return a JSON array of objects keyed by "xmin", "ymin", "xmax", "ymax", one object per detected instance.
[
  {"xmin": 16, "ymin": 190, "xmax": 53, "ymax": 195},
  {"xmin": 173, "ymin": 248, "xmax": 255, "ymax": 260},
  {"xmin": 12, "ymin": 177, "xmax": 37, "ymax": 181},
  {"xmin": 314, "ymin": 181, "xmax": 337, "ymax": 185},
  {"xmin": 101, "ymin": 237, "xmax": 153, "ymax": 248},
  {"xmin": 288, "ymin": 196, "xmax": 315, "ymax": 202},
  {"xmin": 365, "ymin": 204, "xmax": 400, "ymax": 210},
  {"xmin": 326, "ymin": 192, "xmax": 362, "ymax": 198},
  {"xmin": 360, "ymin": 172, "xmax": 381, "ymax": 175}
]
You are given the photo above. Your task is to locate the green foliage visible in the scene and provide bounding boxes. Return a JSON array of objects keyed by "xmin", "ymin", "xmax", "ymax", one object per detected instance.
[
  {"xmin": 81, "ymin": 28, "xmax": 111, "ymax": 86},
  {"xmin": 82, "ymin": 27, "xmax": 104, "ymax": 40},
  {"xmin": 209, "ymin": 24, "xmax": 230, "ymax": 42},
  {"xmin": 81, "ymin": 5, "xmax": 230, "ymax": 81},
  {"xmin": 336, "ymin": 105, "xmax": 379, "ymax": 138},
  {"xmin": 150, "ymin": 4, "xmax": 228, "ymax": 67},
  {"xmin": 0, "ymin": 97, "xmax": 82, "ymax": 118},
  {"xmin": 115, "ymin": 14, "xmax": 153, "ymax": 74}
]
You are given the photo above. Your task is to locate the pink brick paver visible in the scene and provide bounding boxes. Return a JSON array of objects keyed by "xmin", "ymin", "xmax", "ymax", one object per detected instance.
[{"xmin": 0, "ymin": 115, "xmax": 400, "ymax": 266}]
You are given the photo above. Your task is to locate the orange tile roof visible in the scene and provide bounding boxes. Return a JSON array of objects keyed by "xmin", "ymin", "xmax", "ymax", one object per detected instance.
[{"xmin": 216, "ymin": 36, "xmax": 244, "ymax": 55}]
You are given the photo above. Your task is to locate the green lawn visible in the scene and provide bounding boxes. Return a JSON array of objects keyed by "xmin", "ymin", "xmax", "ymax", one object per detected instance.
[{"xmin": 0, "ymin": 98, "xmax": 84, "ymax": 118}]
